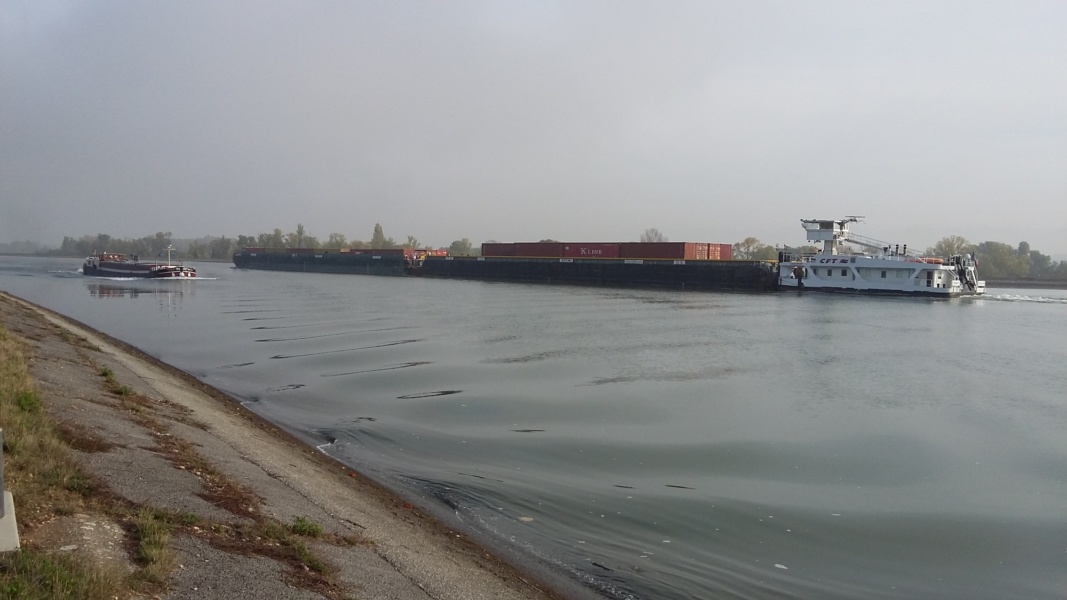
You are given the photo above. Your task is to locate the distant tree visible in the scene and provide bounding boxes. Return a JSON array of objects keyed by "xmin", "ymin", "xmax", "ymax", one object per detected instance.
[
  {"xmin": 208, "ymin": 236, "xmax": 236, "ymax": 259},
  {"xmin": 1027, "ymin": 249, "xmax": 1053, "ymax": 278},
  {"xmin": 403, "ymin": 235, "xmax": 420, "ymax": 249},
  {"xmin": 370, "ymin": 223, "xmax": 397, "ymax": 248},
  {"xmin": 284, "ymin": 223, "xmax": 308, "ymax": 248},
  {"xmin": 323, "ymin": 233, "xmax": 348, "ymax": 249},
  {"xmin": 538, "ymin": 238, "xmax": 559, "ymax": 243},
  {"xmin": 732, "ymin": 237, "xmax": 776, "ymax": 260},
  {"xmin": 640, "ymin": 228, "xmax": 668, "ymax": 243},
  {"xmin": 1017, "ymin": 241, "xmax": 1030, "ymax": 256},
  {"xmin": 448, "ymin": 238, "xmax": 473, "ymax": 255},
  {"xmin": 258, "ymin": 229, "xmax": 285, "ymax": 248},
  {"xmin": 236, "ymin": 235, "xmax": 257, "ymax": 249},
  {"xmin": 148, "ymin": 232, "xmax": 173, "ymax": 256},
  {"xmin": 924, "ymin": 235, "xmax": 975, "ymax": 259},
  {"xmin": 348, "ymin": 239, "xmax": 369, "ymax": 250},
  {"xmin": 752, "ymin": 245, "xmax": 778, "ymax": 260},
  {"xmin": 184, "ymin": 240, "xmax": 207, "ymax": 259},
  {"xmin": 974, "ymin": 241, "xmax": 1029, "ymax": 279}
]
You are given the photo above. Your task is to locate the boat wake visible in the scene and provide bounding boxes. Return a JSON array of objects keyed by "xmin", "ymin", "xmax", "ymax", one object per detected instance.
[
  {"xmin": 88, "ymin": 276, "xmax": 217, "ymax": 281},
  {"xmin": 981, "ymin": 293, "xmax": 1067, "ymax": 305}
]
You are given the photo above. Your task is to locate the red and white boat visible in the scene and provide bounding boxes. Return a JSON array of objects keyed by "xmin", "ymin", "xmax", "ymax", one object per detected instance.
[{"xmin": 83, "ymin": 246, "xmax": 197, "ymax": 279}]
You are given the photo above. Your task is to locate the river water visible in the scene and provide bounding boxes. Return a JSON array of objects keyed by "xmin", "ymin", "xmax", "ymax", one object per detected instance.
[{"xmin": 2, "ymin": 255, "xmax": 1065, "ymax": 599}]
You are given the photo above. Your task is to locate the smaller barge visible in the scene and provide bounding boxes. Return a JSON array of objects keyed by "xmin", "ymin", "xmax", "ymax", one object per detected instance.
[
  {"xmin": 233, "ymin": 242, "xmax": 779, "ymax": 292},
  {"xmin": 84, "ymin": 246, "xmax": 197, "ymax": 279}
]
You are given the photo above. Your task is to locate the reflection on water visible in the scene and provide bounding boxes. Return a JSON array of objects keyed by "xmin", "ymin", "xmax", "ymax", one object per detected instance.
[
  {"xmin": 84, "ymin": 278, "xmax": 199, "ymax": 317},
  {"xmin": 87, "ymin": 282, "xmax": 184, "ymax": 299}
]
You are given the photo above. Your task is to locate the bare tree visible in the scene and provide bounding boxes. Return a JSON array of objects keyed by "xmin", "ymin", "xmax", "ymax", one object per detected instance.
[{"xmin": 640, "ymin": 228, "xmax": 668, "ymax": 242}]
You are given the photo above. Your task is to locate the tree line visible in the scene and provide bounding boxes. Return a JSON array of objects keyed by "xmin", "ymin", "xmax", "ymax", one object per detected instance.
[
  {"xmin": 50, "ymin": 224, "xmax": 475, "ymax": 260},
  {"xmin": 923, "ymin": 236, "xmax": 1067, "ymax": 281}
]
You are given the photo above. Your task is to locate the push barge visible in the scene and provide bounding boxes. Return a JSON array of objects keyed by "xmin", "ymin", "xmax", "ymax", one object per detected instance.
[
  {"xmin": 778, "ymin": 218, "xmax": 984, "ymax": 297},
  {"xmin": 233, "ymin": 241, "xmax": 780, "ymax": 292}
]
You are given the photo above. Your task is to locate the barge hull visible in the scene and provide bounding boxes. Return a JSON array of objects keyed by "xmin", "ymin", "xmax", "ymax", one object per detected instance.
[
  {"xmin": 232, "ymin": 251, "xmax": 778, "ymax": 291},
  {"xmin": 232, "ymin": 251, "xmax": 409, "ymax": 276},
  {"xmin": 419, "ymin": 256, "xmax": 776, "ymax": 291}
]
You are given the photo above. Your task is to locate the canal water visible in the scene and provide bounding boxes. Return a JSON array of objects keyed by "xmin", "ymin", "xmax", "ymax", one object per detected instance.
[{"xmin": 2, "ymin": 255, "xmax": 1065, "ymax": 599}]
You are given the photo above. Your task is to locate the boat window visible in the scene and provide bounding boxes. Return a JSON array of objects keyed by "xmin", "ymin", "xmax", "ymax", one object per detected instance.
[
  {"xmin": 841, "ymin": 269, "xmax": 847, "ymax": 276},
  {"xmin": 813, "ymin": 268, "xmax": 818, "ymax": 275},
  {"xmin": 881, "ymin": 271, "xmax": 886, "ymax": 278}
]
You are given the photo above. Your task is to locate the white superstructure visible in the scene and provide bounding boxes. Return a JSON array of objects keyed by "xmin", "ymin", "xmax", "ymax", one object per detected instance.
[{"xmin": 778, "ymin": 218, "xmax": 984, "ymax": 297}]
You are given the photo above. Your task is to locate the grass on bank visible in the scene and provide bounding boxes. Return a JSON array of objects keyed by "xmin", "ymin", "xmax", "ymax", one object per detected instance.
[{"xmin": 0, "ymin": 324, "xmax": 124, "ymax": 599}]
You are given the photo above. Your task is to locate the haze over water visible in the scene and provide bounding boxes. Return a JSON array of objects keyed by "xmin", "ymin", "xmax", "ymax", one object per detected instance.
[{"xmin": 3, "ymin": 256, "xmax": 1066, "ymax": 599}]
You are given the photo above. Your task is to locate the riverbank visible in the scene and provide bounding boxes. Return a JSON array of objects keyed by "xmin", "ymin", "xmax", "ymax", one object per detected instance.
[{"xmin": 0, "ymin": 291, "xmax": 578, "ymax": 599}]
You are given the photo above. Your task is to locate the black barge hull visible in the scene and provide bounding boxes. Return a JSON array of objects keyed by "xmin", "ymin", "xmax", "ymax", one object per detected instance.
[
  {"xmin": 418, "ymin": 256, "xmax": 778, "ymax": 291},
  {"xmin": 232, "ymin": 250, "xmax": 778, "ymax": 292},
  {"xmin": 232, "ymin": 251, "xmax": 409, "ymax": 276}
]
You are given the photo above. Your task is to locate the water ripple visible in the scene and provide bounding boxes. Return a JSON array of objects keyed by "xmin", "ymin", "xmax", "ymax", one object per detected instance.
[
  {"xmin": 322, "ymin": 361, "xmax": 431, "ymax": 377},
  {"xmin": 270, "ymin": 338, "xmax": 421, "ymax": 359}
]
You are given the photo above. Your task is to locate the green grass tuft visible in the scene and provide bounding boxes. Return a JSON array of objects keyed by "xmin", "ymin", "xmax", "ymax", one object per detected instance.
[
  {"xmin": 0, "ymin": 549, "xmax": 122, "ymax": 600},
  {"xmin": 132, "ymin": 508, "xmax": 177, "ymax": 585},
  {"xmin": 291, "ymin": 516, "xmax": 324, "ymax": 538},
  {"xmin": 15, "ymin": 390, "xmax": 40, "ymax": 413}
]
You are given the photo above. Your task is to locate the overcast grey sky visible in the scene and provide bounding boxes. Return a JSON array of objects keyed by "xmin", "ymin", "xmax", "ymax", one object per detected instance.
[{"xmin": 2, "ymin": 1, "xmax": 1065, "ymax": 252}]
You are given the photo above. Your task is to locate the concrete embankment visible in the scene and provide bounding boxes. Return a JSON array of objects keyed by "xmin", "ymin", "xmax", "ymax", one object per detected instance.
[{"xmin": 0, "ymin": 292, "xmax": 585, "ymax": 600}]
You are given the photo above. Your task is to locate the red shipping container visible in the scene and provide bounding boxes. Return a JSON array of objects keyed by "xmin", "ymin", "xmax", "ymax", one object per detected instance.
[
  {"xmin": 718, "ymin": 243, "xmax": 733, "ymax": 260},
  {"xmin": 481, "ymin": 243, "xmax": 515, "ymax": 257},
  {"xmin": 514, "ymin": 242, "xmax": 563, "ymax": 257},
  {"xmin": 619, "ymin": 242, "xmax": 705, "ymax": 260},
  {"xmin": 562, "ymin": 243, "xmax": 620, "ymax": 258}
]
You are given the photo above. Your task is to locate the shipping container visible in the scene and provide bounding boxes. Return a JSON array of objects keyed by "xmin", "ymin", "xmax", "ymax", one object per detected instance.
[
  {"xmin": 481, "ymin": 243, "xmax": 516, "ymax": 257},
  {"xmin": 619, "ymin": 242, "xmax": 707, "ymax": 260},
  {"xmin": 562, "ymin": 243, "xmax": 621, "ymax": 258},
  {"xmin": 513, "ymin": 242, "xmax": 564, "ymax": 257},
  {"xmin": 717, "ymin": 243, "xmax": 733, "ymax": 260},
  {"xmin": 287, "ymin": 248, "xmax": 317, "ymax": 254}
]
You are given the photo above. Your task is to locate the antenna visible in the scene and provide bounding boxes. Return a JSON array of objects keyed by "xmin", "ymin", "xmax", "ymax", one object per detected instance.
[{"xmin": 844, "ymin": 215, "xmax": 865, "ymax": 223}]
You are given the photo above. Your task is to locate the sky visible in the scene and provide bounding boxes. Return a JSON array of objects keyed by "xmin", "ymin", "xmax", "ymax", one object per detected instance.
[{"xmin": 2, "ymin": 1, "xmax": 1065, "ymax": 253}]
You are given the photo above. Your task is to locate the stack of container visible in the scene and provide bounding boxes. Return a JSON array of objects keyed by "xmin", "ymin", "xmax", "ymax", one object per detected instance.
[{"xmin": 482, "ymin": 241, "xmax": 735, "ymax": 260}]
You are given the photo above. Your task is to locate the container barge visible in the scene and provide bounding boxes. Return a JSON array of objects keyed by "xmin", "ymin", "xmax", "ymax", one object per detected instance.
[{"xmin": 232, "ymin": 242, "xmax": 779, "ymax": 292}]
